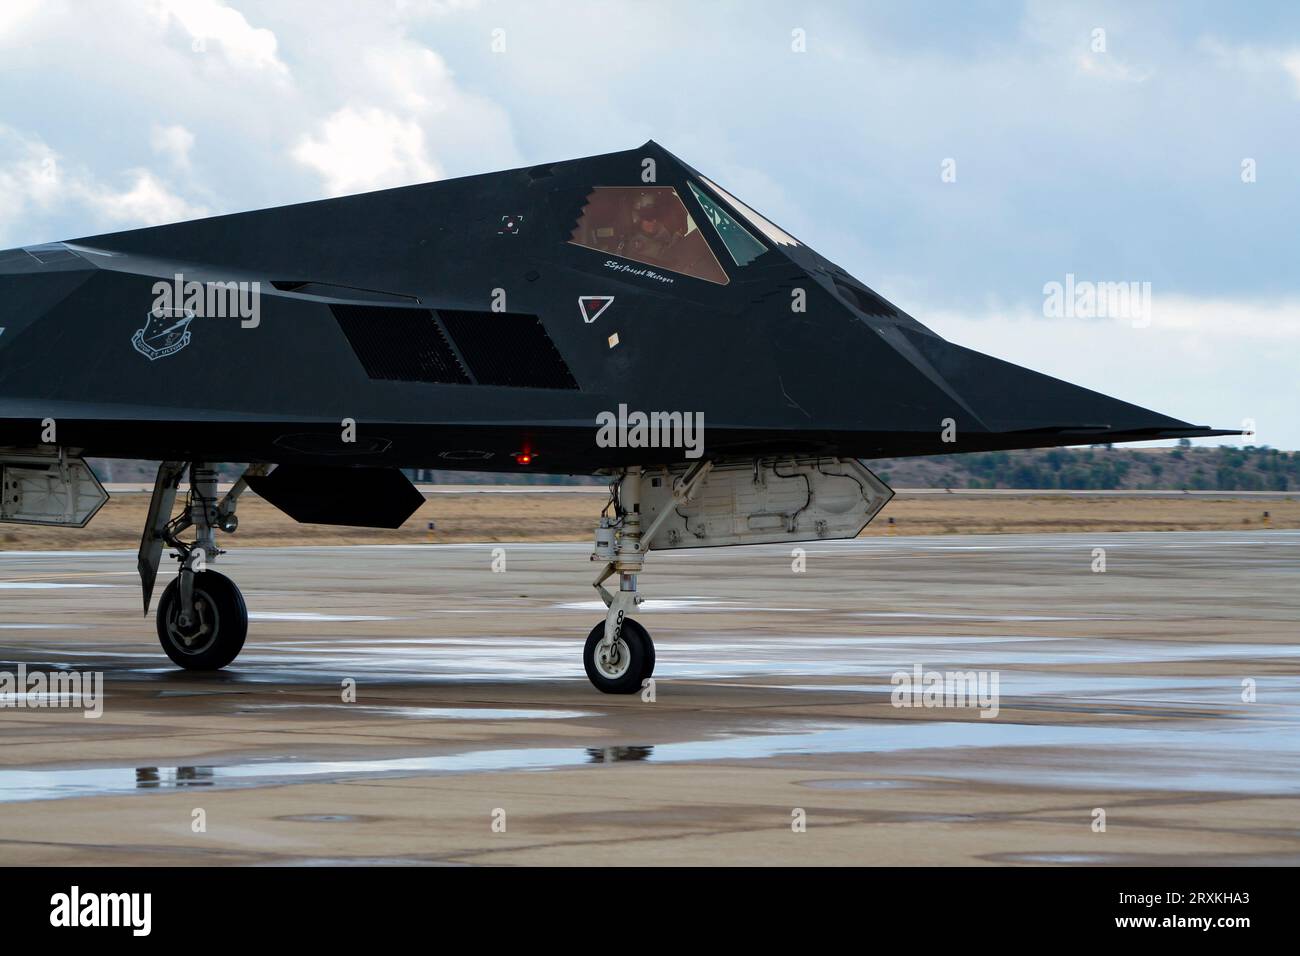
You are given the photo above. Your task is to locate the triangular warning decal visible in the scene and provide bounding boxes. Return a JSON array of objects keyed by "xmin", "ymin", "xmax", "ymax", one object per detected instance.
[{"xmin": 578, "ymin": 295, "xmax": 614, "ymax": 324}]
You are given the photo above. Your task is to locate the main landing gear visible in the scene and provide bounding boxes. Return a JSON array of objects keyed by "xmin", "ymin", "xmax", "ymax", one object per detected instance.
[
  {"xmin": 138, "ymin": 462, "xmax": 265, "ymax": 671},
  {"xmin": 156, "ymin": 568, "xmax": 246, "ymax": 669},
  {"xmin": 585, "ymin": 462, "xmax": 711, "ymax": 694}
]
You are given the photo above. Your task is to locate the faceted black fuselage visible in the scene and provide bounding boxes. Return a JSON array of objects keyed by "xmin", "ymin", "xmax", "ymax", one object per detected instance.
[{"xmin": 0, "ymin": 142, "xmax": 1231, "ymax": 474}]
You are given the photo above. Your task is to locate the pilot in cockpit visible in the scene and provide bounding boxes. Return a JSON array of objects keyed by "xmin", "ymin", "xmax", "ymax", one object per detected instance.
[{"xmin": 624, "ymin": 191, "xmax": 685, "ymax": 262}]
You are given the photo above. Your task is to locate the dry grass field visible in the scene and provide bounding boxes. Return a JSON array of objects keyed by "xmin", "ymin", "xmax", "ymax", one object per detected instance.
[{"xmin": 1, "ymin": 490, "xmax": 1295, "ymax": 551}]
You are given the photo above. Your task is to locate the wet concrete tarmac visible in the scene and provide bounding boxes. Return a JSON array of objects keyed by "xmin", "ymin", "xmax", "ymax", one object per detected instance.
[{"xmin": 0, "ymin": 530, "xmax": 1297, "ymax": 865}]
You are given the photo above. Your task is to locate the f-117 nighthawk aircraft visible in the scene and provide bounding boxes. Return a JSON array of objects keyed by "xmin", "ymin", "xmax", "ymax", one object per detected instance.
[{"xmin": 0, "ymin": 142, "xmax": 1235, "ymax": 692}]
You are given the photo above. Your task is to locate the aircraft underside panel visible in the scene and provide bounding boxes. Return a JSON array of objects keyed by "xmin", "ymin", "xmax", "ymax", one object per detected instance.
[
  {"xmin": 244, "ymin": 464, "xmax": 427, "ymax": 529},
  {"xmin": 640, "ymin": 457, "xmax": 893, "ymax": 549}
]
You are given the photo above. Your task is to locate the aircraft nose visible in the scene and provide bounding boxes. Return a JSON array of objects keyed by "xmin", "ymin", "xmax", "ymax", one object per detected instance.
[{"xmin": 892, "ymin": 326, "xmax": 1197, "ymax": 435}]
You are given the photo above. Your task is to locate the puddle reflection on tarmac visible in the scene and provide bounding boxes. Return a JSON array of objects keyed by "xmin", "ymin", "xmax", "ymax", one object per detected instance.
[
  {"xmin": 1, "ymin": 531, "xmax": 1297, "ymax": 815},
  {"xmin": 3, "ymin": 707, "xmax": 1298, "ymax": 803}
]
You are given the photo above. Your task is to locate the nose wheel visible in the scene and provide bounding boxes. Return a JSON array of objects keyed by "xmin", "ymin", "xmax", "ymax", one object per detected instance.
[
  {"xmin": 584, "ymin": 618, "xmax": 654, "ymax": 694},
  {"xmin": 156, "ymin": 570, "xmax": 248, "ymax": 670}
]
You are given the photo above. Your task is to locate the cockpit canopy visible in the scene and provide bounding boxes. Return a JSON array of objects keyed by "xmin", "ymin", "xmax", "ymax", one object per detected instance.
[{"xmin": 567, "ymin": 178, "xmax": 801, "ymax": 285}]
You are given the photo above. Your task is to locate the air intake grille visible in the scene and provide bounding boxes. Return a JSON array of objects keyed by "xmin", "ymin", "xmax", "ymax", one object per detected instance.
[
  {"xmin": 331, "ymin": 305, "xmax": 469, "ymax": 384},
  {"xmin": 438, "ymin": 310, "xmax": 579, "ymax": 390}
]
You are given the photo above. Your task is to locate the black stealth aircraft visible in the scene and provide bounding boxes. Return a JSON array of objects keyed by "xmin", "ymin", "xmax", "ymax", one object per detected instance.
[{"xmin": 0, "ymin": 142, "xmax": 1235, "ymax": 692}]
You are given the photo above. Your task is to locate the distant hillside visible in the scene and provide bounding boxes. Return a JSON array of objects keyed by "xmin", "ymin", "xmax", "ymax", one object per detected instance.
[
  {"xmin": 88, "ymin": 443, "xmax": 1296, "ymax": 492},
  {"xmin": 862, "ymin": 444, "xmax": 1298, "ymax": 491}
]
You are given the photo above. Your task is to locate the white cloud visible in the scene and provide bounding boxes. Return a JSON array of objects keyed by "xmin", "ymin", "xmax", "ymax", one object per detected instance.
[
  {"xmin": 292, "ymin": 107, "xmax": 442, "ymax": 197},
  {"xmin": 0, "ymin": 123, "xmax": 205, "ymax": 244},
  {"xmin": 1282, "ymin": 51, "xmax": 1300, "ymax": 96},
  {"xmin": 1075, "ymin": 53, "xmax": 1152, "ymax": 83},
  {"xmin": 1202, "ymin": 38, "xmax": 1300, "ymax": 97},
  {"xmin": 77, "ymin": 168, "xmax": 207, "ymax": 226},
  {"xmin": 1146, "ymin": 294, "xmax": 1300, "ymax": 340},
  {"xmin": 0, "ymin": 1, "xmax": 520, "ymax": 230},
  {"xmin": 0, "ymin": 125, "xmax": 62, "ymax": 213},
  {"xmin": 149, "ymin": 123, "xmax": 196, "ymax": 170},
  {"xmin": 395, "ymin": 0, "xmax": 482, "ymax": 14},
  {"xmin": 149, "ymin": 0, "xmax": 289, "ymax": 76},
  {"xmin": 361, "ymin": 44, "xmax": 456, "ymax": 114},
  {"xmin": 281, "ymin": 28, "xmax": 517, "ymax": 193},
  {"xmin": 0, "ymin": 0, "xmax": 41, "ymax": 39}
]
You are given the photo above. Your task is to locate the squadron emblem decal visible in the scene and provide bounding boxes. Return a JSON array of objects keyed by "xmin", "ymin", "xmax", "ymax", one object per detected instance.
[{"xmin": 131, "ymin": 307, "xmax": 195, "ymax": 361}]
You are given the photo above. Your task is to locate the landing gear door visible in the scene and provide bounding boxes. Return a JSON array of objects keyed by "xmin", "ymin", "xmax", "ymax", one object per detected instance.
[
  {"xmin": 639, "ymin": 457, "xmax": 893, "ymax": 550},
  {"xmin": 0, "ymin": 453, "xmax": 109, "ymax": 528}
]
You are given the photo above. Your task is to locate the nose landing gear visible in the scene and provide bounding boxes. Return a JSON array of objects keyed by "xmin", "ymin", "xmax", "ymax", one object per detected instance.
[{"xmin": 584, "ymin": 462, "xmax": 711, "ymax": 694}]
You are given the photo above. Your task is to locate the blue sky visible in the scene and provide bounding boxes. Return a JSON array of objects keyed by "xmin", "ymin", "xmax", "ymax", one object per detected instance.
[{"xmin": 2, "ymin": 0, "xmax": 1296, "ymax": 446}]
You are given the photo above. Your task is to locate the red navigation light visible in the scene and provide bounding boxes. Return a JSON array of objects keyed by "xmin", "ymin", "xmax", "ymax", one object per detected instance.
[{"xmin": 514, "ymin": 451, "xmax": 533, "ymax": 465}]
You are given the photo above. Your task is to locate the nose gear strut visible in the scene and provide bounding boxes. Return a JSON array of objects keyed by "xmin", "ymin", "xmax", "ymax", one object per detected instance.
[{"xmin": 585, "ymin": 461, "xmax": 712, "ymax": 693}]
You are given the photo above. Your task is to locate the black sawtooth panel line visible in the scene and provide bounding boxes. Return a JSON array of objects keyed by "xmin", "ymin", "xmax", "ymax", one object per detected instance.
[
  {"xmin": 330, "ymin": 304, "xmax": 470, "ymax": 385},
  {"xmin": 832, "ymin": 274, "xmax": 899, "ymax": 318},
  {"xmin": 438, "ymin": 309, "xmax": 579, "ymax": 390}
]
